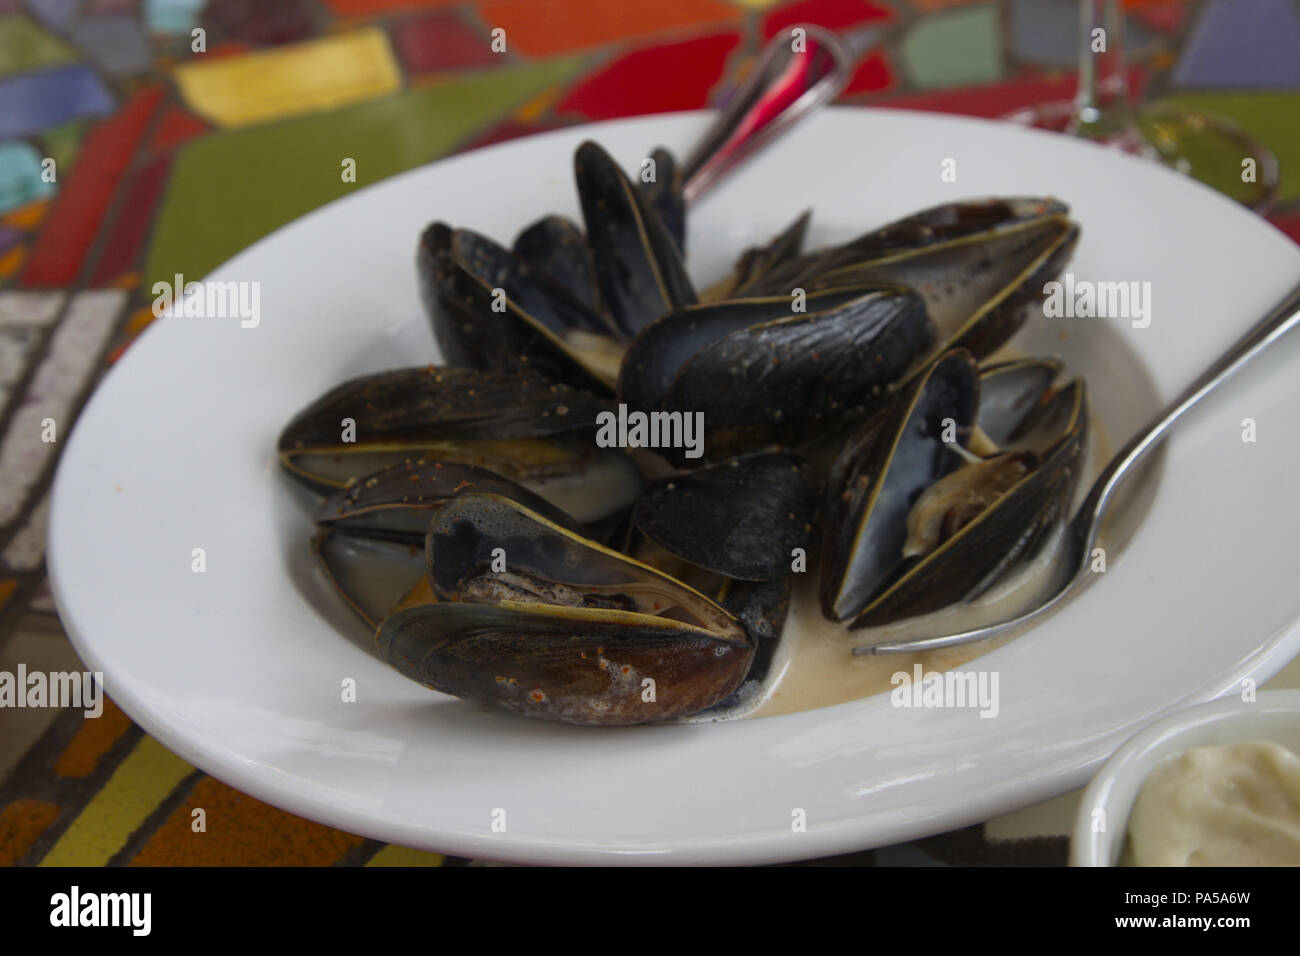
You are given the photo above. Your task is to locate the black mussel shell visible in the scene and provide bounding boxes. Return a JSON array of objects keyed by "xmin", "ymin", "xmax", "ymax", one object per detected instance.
[
  {"xmin": 821, "ymin": 349, "xmax": 980, "ymax": 622},
  {"xmin": 575, "ymin": 140, "xmax": 696, "ymax": 338},
  {"xmin": 633, "ymin": 453, "xmax": 817, "ymax": 581}
]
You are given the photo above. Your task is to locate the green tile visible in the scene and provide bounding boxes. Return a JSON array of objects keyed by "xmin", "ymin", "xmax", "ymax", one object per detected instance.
[
  {"xmin": 902, "ymin": 4, "xmax": 1003, "ymax": 90},
  {"xmin": 38, "ymin": 118, "xmax": 86, "ymax": 175},
  {"xmin": 0, "ymin": 15, "xmax": 77, "ymax": 78},
  {"xmin": 1154, "ymin": 92, "xmax": 1300, "ymax": 204},
  {"xmin": 146, "ymin": 58, "xmax": 583, "ymax": 288}
]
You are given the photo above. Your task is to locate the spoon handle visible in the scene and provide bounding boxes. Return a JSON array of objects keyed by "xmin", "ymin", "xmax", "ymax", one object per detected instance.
[
  {"xmin": 1077, "ymin": 277, "xmax": 1300, "ymax": 559},
  {"xmin": 681, "ymin": 25, "xmax": 858, "ymax": 204}
]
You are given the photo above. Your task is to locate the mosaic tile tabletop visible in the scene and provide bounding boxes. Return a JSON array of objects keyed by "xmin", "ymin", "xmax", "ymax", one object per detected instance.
[{"xmin": 2, "ymin": 0, "xmax": 1299, "ymax": 867}]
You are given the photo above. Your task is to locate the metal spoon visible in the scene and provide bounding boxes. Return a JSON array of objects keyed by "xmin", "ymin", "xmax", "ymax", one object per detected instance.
[
  {"xmin": 856, "ymin": 277, "xmax": 1300, "ymax": 656},
  {"xmin": 679, "ymin": 24, "xmax": 879, "ymax": 203}
]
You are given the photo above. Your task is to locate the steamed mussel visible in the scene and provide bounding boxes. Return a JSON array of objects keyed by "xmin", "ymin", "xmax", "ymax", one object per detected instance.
[{"xmin": 277, "ymin": 137, "xmax": 1091, "ymax": 726}]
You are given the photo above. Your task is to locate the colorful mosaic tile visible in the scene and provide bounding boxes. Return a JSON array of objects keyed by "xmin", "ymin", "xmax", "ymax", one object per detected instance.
[
  {"xmin": 148, "ymin": 104, "xmax": 208, "ymax": 150},
  {"xmin": 0, "ymin": 13, "xmax": 76, "ymax": 77},
  {"xmin": 143, "ymin": 0, "xmax": 204, "ymax": 36},
  {"xmin": 1174, "ymin": 0, "xmax": 1300, "ymax": 89},
  {"xmin": 760, "ymin": 0, "xmax": 894, "ymax": 38},
  {"xmin": 901, "ymin": 4, "xmax": 1003, "ymax": 89},
  {"xmin": 0, "ymin": 289, "xmax": 124, "ymax": 525},
  {"xmin": 37, "ymin": 118, "xmax": 87, "ymax": 175},
  {"xmin": 0, "ymin": 142, "xmax": 56, "ymax": 214},
  {"xmin": 0, "ymin": 290, "xmax": 64, "ymax": 326},
  {"xmin": 391, "ymin": 9, "xmax": 498, "ymax": 74},
  {"xmin": 201, "ymin": 0, "xmax": 315, "ymax": 47},
  {"xmin": 556, "ymin": 32, "xmax": 741, "ymax": 120},
  {"xmin": 21, "ymin": 86, "xmax": 160, "ymax": 286},
  {"xmin": 1011, "ymin": 0, "xmax": 1160, "ymax": 68},
  {"xmin": 147, "ymin": 56, "xmax": 581, "ymax": 288},
  {"xmin": 90, "ymin": 153, "xmax": 170, "ymax": 286},
  {"xmin": 0, "ymin": 65, "xmax": 115, "ymax": 139},
  {"xmin": 3, "ymin": 489, "xmax": 49, "ymax": 570},
  {"xmin": 68, "ymin": 16, "xmax": 153, "ymax": 76},
  {"xmin": 25, "ymin": 0, "xmax": 79, "ymax": 29},
  {"xmin": 174, "ymin": 28, "xmax": 402, "ymax": 128},
  {"xmin": 480, "ymin": 0, "xmax": 740, "ymax": 57}
]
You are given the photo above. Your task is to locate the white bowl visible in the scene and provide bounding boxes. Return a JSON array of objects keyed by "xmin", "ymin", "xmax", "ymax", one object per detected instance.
[
  {"xmin": 1071, "ymin": 690, "xmax": 1300, "ymax": 866},
  {"xmin": 49, "ymin": 109, "xmax": 1300, "ymax": 864}
]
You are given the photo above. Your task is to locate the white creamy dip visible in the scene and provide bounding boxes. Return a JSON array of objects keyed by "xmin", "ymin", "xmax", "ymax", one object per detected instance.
[{"xmin": 1124, "ymin": 741, "xmax": 1300, "ymax": 866}]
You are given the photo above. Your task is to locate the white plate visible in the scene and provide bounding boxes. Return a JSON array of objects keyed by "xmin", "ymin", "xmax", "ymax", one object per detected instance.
[{"xmin": 49, "ymin": 109, "xmax": 1300, "ymax": 865}]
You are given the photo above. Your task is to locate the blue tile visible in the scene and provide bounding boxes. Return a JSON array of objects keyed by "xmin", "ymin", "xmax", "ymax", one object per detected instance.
[
  {"xmin": 0, "ymin": 65, "xmax": 115, "ymax": 138},
  {"xmin": 69, "ymin": 16, "xmax": 152, "ymax": 76},
  {"xmin": 144, "ymin": 0, "xmax": 204, "ymax": 36},
  {"xmin": 24, "ymin": 0, "xmax": 79, "ymax": 28},
  {"xmin": 1175, "ymin": 0, "xmax": 1300, "ymax": 88},
  {"xmin": 1013, "ymin": 0, "xmax": 1160, "ymax": 68},
  {"xmin": 0, "ymin": 142, "xmax": 56, "ymax": 214}
]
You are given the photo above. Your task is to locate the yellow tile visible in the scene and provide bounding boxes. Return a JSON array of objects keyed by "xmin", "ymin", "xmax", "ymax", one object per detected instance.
[
  {"xmin": 514, "ymin": 86, "xmax": 558, "ymax": 123},
  {"xmin": 39, "ymin": 735, "xmax": 194, "ymax": 866},
  {"xmin": 1, "ymin": 199, "xmax": 48, "ymax": 229},
  {"xmin": 173, "ymin": 28, "xmax": 402, "ymax": 129},
  {"xmin": 124, "ymin": 305, "xmax": 157, "ymax": 337},
  {"xmin": 365, "ymin": 844, "xmax": 445, "ymax": 867},
  {"xmin": 0, "ymin": 245, "xmax": 25, "ymax": 277},
  {"xmin": 0, "ymin": 578, "xmax": 16, "ymax": 613}
]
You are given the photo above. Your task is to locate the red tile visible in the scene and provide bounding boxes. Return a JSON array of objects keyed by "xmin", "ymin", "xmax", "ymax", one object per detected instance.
[
  {"xmin": 324, "ymin": 0, "xmax": 460, "ymax": 14},
  {"xmin": 459, "ymin": 117, "xmax": 570, "ymax": 152},
  {"xmin": 481, "ymin": 0, "xmax": 740, "ymax": 57},
  {"xmin": 556, "ymin": 32, "xmax": 742, "ymax": 120},
  {"xmin": 873, "ymin": 67, "xmax": 1146, "ymax": 119},
  {"xmin": 392, "ymin": 10, "xmax": 497, "ymax": 73},
  {"xmin": 91, "ymin": 153, "xmax": 172, "ymax": 286},
  {"xmin": 843, "ymin": 49, "xmax": 893, "ymax": 95},
  {"xmin": 21, "ymin": 86, "xmax": 163, "ymax": 287},
  {"xmin": 149, "ymin": 105, "xmax": 209, "ymax": 151},
  {"xmin": 1133, "ymin": 1, "xmax": 1189, "ymax": 35},
  {"xmin": 202, "ymin": 0, "xmax": 315, "ymax": 46},
  {"xmin": 762, "ymin": 0, "xmax": 893, "ymax": 39},
  {"xmin": 1268, "ymin": 208, "xmax": 1300, "ymax": 246}
]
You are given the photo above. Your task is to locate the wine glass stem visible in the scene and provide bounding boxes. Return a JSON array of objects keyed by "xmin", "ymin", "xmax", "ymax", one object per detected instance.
[{"xmin": 1069, "ymin": 0, "xmax": 1132, "ymax": 141}]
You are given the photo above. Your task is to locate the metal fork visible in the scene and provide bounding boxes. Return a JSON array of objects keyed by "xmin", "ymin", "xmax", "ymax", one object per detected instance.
[{"xmin": 855, "ymin": 277, "xmax": 1300, "ymax": 656}]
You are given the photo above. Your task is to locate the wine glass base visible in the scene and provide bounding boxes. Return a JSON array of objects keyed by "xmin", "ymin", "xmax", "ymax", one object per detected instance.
[{"xmin": 1004, "ymin": 100, "xmax": 1280, "ymax": 212}]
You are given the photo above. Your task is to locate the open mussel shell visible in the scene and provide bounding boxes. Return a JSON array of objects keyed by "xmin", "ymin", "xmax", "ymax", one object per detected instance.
[
  {"xmin": 418, "ymin": 223, "xmax": 622, "ymax": 392},
  {"xmin": 575, "ymin": 140, "xmax": 696, "ymax": 339},
  {"xmin": 825, "ymin": 353, "xmax": 1089, "ymax": 629},
  {"xmin": 977, "ymin": 357, "xmax": 1062, "ymax": 447},
  {"xmin": 277, "ymin": 366, "xmax": 614, "ymax": 492},
  {"xmin": 378, "ymin": 491, "xmax": 751, "ymax": 725},
  {"xmin": 850, "ymin": 385, "xmax": 1086, "ymax": 629},
  {"xmin": 512, "ymin": 215, "xmax": 602, "ymax": 315},
  {"xmin": 312, "ymin": 530, "xmax": 432, "ymax": 631},
  {"xmin": 649, "ymin": 285, "xmax": 936, "ymax": 464},
  {"xmin": 821, "ymin": 350, "xmax": 980, "ymax": 623},
  {"xmin": 753, "ymin": 199, "xmax": 1080, "ymax": 366},
  {"xmin": 633, "ymin": 453, "xmax": 818, "ymax": 581},
  {"xmin": 316, "ymin": 460, "xmax": 586, "ymax": 543}
]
